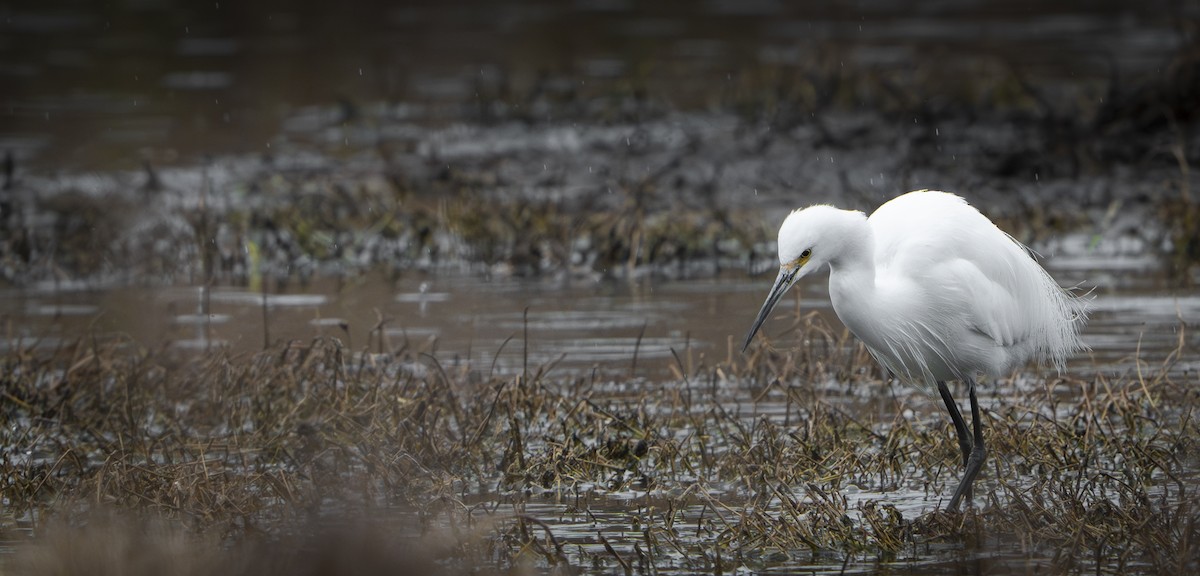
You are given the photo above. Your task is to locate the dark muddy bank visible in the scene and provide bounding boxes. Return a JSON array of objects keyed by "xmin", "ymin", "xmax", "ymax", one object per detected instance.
[
  {"xmin": 2, "ymin": 0, "xmax": 1193, "ymax": 171},
  {"xmin": 2, "ymin": 4, "xmax": 1200, "ymax": 575},
  {"xmin": 2, "ymin": 100, "xmax": 1198, "ymax": 288},
  {"xmin": 2, "ymin": 1, "xmax": 1200, "ymax": 288}
]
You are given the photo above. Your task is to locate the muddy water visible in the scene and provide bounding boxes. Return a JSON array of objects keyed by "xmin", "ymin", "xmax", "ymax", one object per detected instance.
[
  {"xmin": 2, "ymin": 247, "xmax": 1198, "ymax": 572},
  {"xmin": 3, "ymin": 250, "xmax": 1195, "ymax": 381},
  {"xmin": 2, "ymin": 0, "xmax": 1186, "ymax": 171},
  {"xmin": 4, "ymin": 1, "xmax": 1198, "ymax": 572}
]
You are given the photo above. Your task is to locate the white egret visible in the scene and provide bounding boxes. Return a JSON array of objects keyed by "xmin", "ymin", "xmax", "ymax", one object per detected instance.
[{"xmin": 743, "ymin": 190, "xmax": 1088, "ymax": 511}]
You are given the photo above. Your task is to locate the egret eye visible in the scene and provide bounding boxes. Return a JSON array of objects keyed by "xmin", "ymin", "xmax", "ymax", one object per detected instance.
[{"xmin": 801, "ymin": 248, "xmax": 812, "ymax": 259}]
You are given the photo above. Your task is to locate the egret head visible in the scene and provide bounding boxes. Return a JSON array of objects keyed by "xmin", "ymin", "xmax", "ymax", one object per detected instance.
[{"xmin": 742, "ymin": 205, "xmax": 860, "ymax": 352}]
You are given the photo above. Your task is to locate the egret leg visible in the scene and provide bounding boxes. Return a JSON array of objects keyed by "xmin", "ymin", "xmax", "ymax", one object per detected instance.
[
  {"xmin": 947, "ymin": 378, "xmax": 988, "ymax": 511},
  {"xmin": 936, "ymin": 381, "xmax": 971, "ymax": 468}
]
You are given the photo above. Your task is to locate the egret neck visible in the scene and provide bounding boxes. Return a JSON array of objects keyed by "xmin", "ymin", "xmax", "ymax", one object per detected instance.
[{"xmin": 822, "ymin": 210, "xmax": 881, "ymax": 351}]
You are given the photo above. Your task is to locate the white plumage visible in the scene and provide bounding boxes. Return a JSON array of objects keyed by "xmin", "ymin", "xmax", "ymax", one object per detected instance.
[{"xmin": 744, "ymin": 190, "xmax": 1089, "ymax": 510}]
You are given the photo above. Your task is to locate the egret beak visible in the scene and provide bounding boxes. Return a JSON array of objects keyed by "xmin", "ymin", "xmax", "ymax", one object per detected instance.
[{"xmin": 742, "ymin": 267, "xmax": 798, "ymax": 352}]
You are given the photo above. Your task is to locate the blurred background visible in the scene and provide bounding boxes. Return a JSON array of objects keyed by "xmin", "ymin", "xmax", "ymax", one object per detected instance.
[
  {"xmin": 2, "ymin": 0, "xmax": 1194, "ymax": 170},
  {"xmin": 1, "ymin": 0, "xmax": 1198, "ymax": 367},
  {"xmin": 3, "ymin": 5, "xmax": 1199, "ymax": 573}
]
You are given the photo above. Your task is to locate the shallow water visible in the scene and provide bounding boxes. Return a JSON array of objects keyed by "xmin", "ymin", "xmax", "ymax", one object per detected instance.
[
  {"xmin": 2, "ymin": 255, "xmax": 1195, "ymax": 382},
  {"xmin": 1, "ymin": 0, "xmax": 1186, "ymax": 171},
  {"xmin": 3, "ymin": 3, "xmax": 1198, "ymax": 571},
  {"xmin": 2, "ymin": 256, "xmax": 1197, "ymax": 573}
]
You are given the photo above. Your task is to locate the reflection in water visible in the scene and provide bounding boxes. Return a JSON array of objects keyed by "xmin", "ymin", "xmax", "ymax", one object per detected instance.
[
  {"xmin": 1, "ymin": 260, "xmax": 1195, "ymax": 380},
  {"xmin": 1, "ymin": 262, "xmax": 1197, "ymax": 574},
  {"xmin": 3, "ymin": 3, "xmax": 1197, "ymax": 571},
  {"xmin": 0, "ymin": 0, "xmax": 1185, "ymax": 171}
]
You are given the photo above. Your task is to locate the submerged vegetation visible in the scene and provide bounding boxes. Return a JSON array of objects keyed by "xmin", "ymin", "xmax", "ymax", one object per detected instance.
[
  {"xmin": 2, "ymin": 7, "xmax": 1199, "ymax": 575},
  {"xmin": 2, "ymin": 15, "xmax": 1200, "ymax": 287},
  {"xmin": 1, "ymin": 313, "xmax": 1197, "ymax": 573}
]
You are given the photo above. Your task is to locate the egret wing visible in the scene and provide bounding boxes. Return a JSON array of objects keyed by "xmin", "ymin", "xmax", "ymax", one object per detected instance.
[{"xmin": 869, "ymin": 191, "xmax": 1086, "ymax": 376}]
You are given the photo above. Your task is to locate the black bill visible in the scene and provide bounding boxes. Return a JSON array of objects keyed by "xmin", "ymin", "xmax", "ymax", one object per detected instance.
[{"xmin": 742, "ymin": 267, "xmax": 797, "ymax": 352}]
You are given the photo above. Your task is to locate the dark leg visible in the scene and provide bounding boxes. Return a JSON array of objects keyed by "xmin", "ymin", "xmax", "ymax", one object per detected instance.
[
  {"xmin": 947, "ymin": 377, "xmax": 988, "ymax": 511},
  {"xmin": 937, "ymin": 381, "xmax": 971, "ymax": 468}
]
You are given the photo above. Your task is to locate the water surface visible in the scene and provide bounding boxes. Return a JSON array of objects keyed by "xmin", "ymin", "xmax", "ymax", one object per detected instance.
[{"xmin": 3, "ymin": 255, "xmax": 1193, "ymax": 381}]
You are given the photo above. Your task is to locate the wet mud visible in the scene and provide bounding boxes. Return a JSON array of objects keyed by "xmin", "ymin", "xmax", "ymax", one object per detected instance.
[{"xmin": 2, "ymin": 2, "xmax": 1200, "ymax": 574}]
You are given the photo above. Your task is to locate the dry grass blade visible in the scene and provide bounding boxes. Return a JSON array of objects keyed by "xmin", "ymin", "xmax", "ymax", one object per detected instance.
[{"xmin": 0, "ymin": 324, "xmax": 1197, "ymax": 574}]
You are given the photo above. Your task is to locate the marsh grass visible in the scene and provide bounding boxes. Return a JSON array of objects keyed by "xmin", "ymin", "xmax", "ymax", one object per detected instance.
[
  {"xmin": 2, "ymin": 313, "xmax": 1197, "ymax": 574},
  {"xmin": 5, "ymin": 24, "xmax": 1200, "ymax": 288}
]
